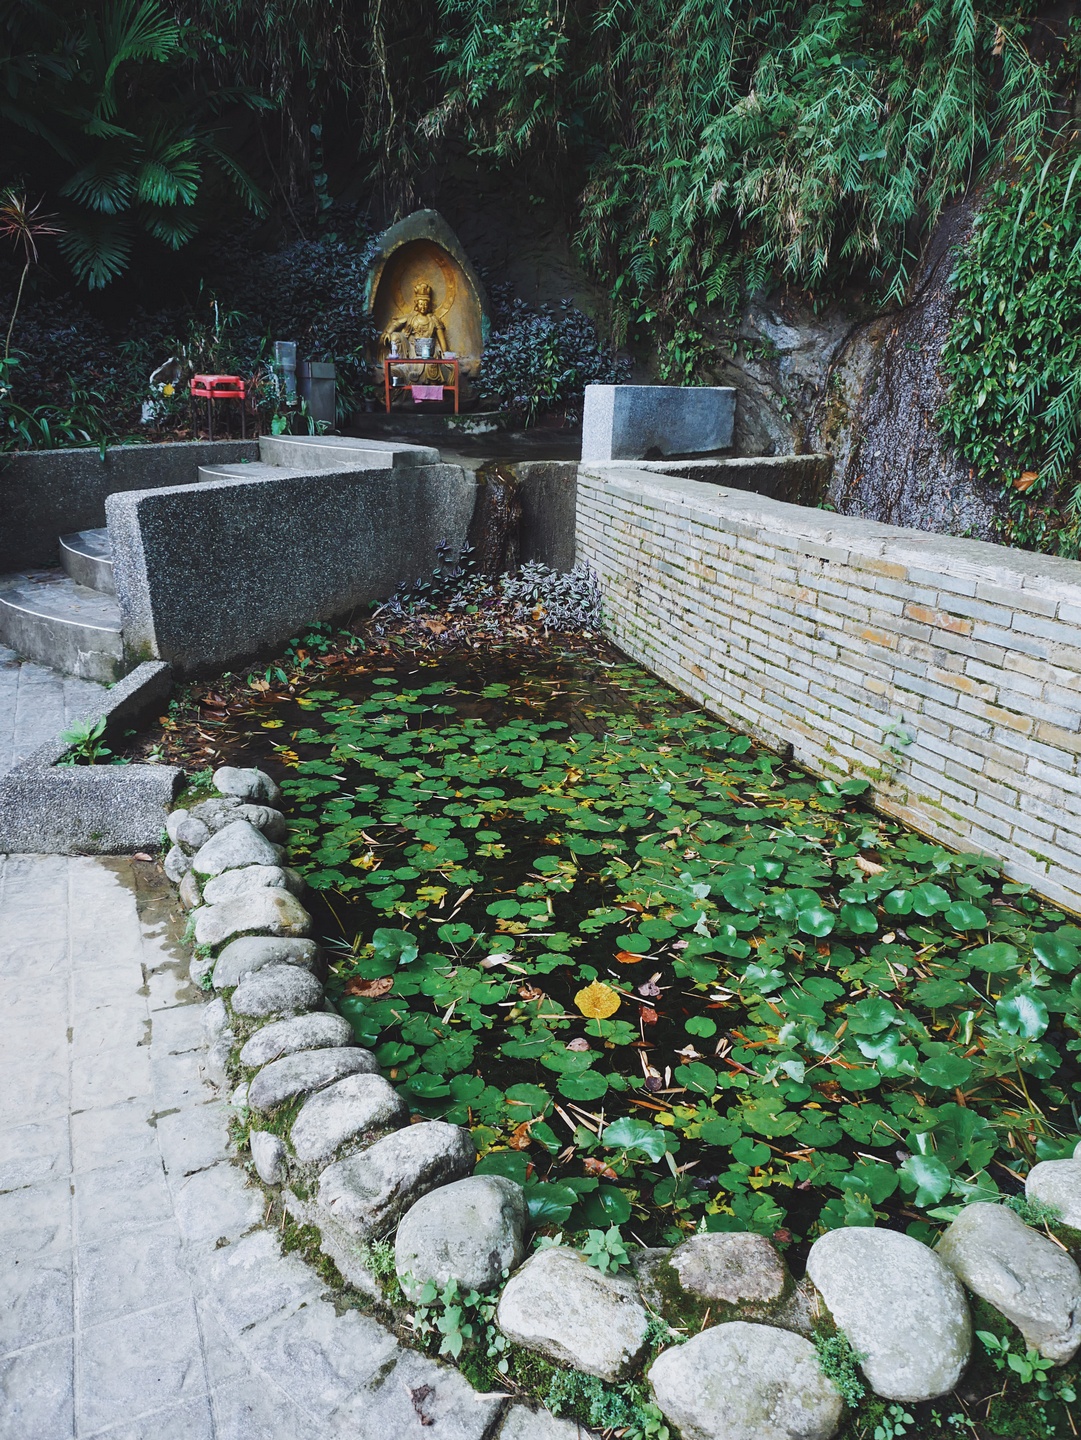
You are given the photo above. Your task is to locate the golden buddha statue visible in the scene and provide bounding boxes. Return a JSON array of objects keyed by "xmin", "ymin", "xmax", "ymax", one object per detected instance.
[{"xmin": 381, "ymin": 281, "xmax": 449, "ymax": 369}]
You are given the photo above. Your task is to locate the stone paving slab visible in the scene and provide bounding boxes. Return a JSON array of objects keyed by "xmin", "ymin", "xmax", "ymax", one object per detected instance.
[
  {"xmin": 0, "ymin": 854, "xmax": 525, "ymax": 1440},
  {"xmin": 0, "ymin": 645, "xmax": 105, "ymax": 777}
]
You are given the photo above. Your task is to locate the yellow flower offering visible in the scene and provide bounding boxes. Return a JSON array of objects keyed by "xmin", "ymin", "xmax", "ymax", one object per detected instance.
[{"xmin": 574, "ymin": 981, "xmax": 621, "ymax": 1020}]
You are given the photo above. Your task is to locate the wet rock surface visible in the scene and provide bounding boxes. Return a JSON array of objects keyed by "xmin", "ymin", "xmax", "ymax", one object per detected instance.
[
  {"xmin": 807, "ymin": 1226, "xmax": 971, "ymax": 1401},
  {"xmin": 648, "ymin": 1321, "xmax": 843, "ymax": 1440},
  {"xmin": 937, "ymin": 1201, "xmax": 1081, "ymax": 1363},
  {"xmin": 496, "ymin": 1246, "xmax": 650, "ymax": 1381},
  {"xmin": 395, "ymin": 1175, "xmax": 527, "ymax": 1300}
]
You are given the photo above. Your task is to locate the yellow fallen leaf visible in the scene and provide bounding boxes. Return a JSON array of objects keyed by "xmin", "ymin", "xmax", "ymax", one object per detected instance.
[{"xmin": 575, "ymin": 981, "xmax": 621, "ymax": 1020}]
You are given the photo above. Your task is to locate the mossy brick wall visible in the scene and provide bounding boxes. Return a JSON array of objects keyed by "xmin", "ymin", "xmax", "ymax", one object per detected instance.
[{"xmin": 575, "ymin": 463, "xmax": 1081, "ymax": 915}]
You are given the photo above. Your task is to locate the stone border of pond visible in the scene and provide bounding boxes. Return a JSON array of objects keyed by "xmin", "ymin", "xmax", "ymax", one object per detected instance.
[
  {"xmin": 0, "ymin": 659, "xmax": 182, "ymax": 853},
  {"xmin": 164, "ymin": 763, "xmax": 1081, "ymax": 1440}
]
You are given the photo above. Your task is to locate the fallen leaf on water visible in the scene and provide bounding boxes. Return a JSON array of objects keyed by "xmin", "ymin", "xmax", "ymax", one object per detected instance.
[
  {"xmin": 574, "ymin": 981, "xmax": 621, "ymax": 1020},
  {"xmin": 639, "ymin": 1007, "xmax": 660, "ymax": 1025},
  {"xmin": 343, "ymin": 975, "xmax": 393, "ymax": 998},
  {"xmin": 508, "ymin": 1122, "xmax": 533, "ymax": 1150},
  {"xmin": 616, "ymin": 950, "xmax": 643, "ymax": 965},
  {"xmin": 638, "ymin": 975, "xmax": 663, "ymax": 998},
  {"xmin": 674, "ymin": 1044, "xmax": 702, "ymax": 1060},
  {"xmin": 855, "ymin": 855, "xmax": 886, "ymax": 876},
  {"xmin": 583, "ymin": 1157, "xmax": 619, "ymax": 1180},
  {"xmin": 567, "ymin": 1037, "xmax": 591, "ymax": 1052},
  {"xmin": 518, "ymin": 983, "xmax": 544, "ymax": 1002}
]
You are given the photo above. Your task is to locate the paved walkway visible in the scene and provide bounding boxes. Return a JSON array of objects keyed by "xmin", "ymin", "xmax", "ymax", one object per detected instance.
[
  {"xmin": 0, "ymin": 855, "xmax": 517, "ymax": 1440},
  {"xmin": 0, "ymin": 646, "xmax": 104, "ymax": 776}
]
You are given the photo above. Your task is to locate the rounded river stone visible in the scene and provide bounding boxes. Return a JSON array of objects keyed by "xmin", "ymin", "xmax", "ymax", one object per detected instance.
[
  {"xmin": 670, "ymin": 1231, "xmax": 788, "ymax": 1305},
  {"xmin": 396, "ymin": 1174, "xmax": 527, "ymax": 1300},
  {"xmin": 496, "ymin": 1246, "xmax": 650, "ymax": 1381},
  {"xmin": 201, "ymin": 865, "xmax": 301, "ymax": 907},
  {"xmin": 230, "ymin": 963, "xmax": 324, "ymax": 1021},
  {"xmin": 1027, "ymin": 1158, "xmax": 1081, "ymax": 1230},
  {"xmin": 938, "ymin": 1201, "xmax": 1081, "ymax": 1362},
  {"xmin": 317, "ymin": 1121, "xmax": 475, "ymax": 1240},
  {"xmin": 648, "ymin": 1321, "xmax": 844, "ymax": 1440},
  {"xmin": 163, "ymin": 844, "xmax": 191, "ymax": 884},
  {"xmin": 806, "ymin": 1226, "xmax": 972, "ymax": 1401},
  {"xmin": 214, "ymin": 765, "xmax": 283, "ymax": 808},
  {"xmin": 250, "ymin": 1130, "xmax": 286, "ymax": 1185},
  {"xmin": 291, "ymin": 1072, "xmax": 408, "ymax": 1165},
  {"xmin": 192, "ymin": 820, "xmax": 282, "ymax": 878},
  {"xmin": 193, "ymin": 890, "xmax": 311, "ymax": 950},
  {"xmin": 213, "ymin": 937, "xmax": 320, "ymax": 990},
  {"xmin": 500, "ymin": 1407, "xmax": 599, "ymax": 1440},
  {"xmin": 247, "ymin": 1046, "xmax": 377, "ymax": 1112},
  {"xmin": 239, "ymin": 1012, "xmax": 353, "ymax": 1068}
]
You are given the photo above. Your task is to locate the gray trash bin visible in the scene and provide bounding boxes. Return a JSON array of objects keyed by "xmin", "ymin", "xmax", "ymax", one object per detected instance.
[{"xmin": 298, "ymin": 360, "xmax": 336, "ymax": 426}]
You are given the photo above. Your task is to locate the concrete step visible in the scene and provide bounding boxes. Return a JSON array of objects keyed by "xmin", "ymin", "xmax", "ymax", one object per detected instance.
[
  {"xmin": 59, "ymin": 528, "xmax": 115, "ymax": 595},
  {"xmin": 258, "ymin": 434, "xmax": 440, "ymax": 469},
  {"xmin": 197, "ymin": 461, "xmax": 283, "ymax": 485},
  {"xmin": 0, "ymin": 569, "xmax": 126, "ymax": 683}
]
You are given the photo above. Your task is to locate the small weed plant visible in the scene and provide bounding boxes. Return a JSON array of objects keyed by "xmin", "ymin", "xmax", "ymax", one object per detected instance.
[{"xmin": 814, "ymin": 1332, "xmax": 867, "ymax": 1409}]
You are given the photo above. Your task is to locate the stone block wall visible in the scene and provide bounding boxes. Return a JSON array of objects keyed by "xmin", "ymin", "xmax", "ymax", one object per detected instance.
[{"xmin": 575, "ymin": 463, "xmax": 1081, "ymax": 914}]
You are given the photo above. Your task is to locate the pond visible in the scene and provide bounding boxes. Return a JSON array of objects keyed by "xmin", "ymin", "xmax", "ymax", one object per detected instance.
[{"xmin": 149, "ymin": 632, "xmax": 1081, "ymax": 1266}]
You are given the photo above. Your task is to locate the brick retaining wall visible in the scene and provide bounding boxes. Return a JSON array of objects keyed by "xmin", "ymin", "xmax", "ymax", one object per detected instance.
[{"xmin": 575, "ymin": 463, "xmax": 1081, "ymax": 914}]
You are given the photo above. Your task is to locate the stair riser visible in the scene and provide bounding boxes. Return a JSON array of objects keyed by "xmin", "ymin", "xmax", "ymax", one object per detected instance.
[
  {"xmin": 0, "ymin": 595, "xmax": 126, "ymax": 684},
  {"xmin": 59, "ymin": 536, "xmax": 116, "ymax": 595}
]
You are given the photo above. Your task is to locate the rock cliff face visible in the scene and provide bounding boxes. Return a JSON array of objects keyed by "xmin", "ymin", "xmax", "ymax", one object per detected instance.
[
  {"xmin": 704, "ymin": 203, "xmax": 1003, "ymax": 538},
  {"xmin": 811, "ymin": 202, "xmax": 1004, "ymax": 539}
]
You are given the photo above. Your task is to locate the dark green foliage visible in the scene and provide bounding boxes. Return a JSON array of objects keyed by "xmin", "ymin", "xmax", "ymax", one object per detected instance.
[
  {"xmin": 432, "ymin": 0, "xmax": 1062, "ymax": 333},
  {"xmin": 940, "ymin": 151, "xmax": 1081, "ymax": 557},
  {"xmin": 478, "ymin": 298, "xmax": 628, "ymax": 420},
  {"xmin": 3, "ymin": 0, "xmax": 267, "ymax": 287}
]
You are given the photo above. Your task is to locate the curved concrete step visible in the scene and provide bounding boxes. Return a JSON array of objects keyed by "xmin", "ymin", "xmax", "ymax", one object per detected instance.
[
  {"xmin": 197, "ymin": 461, "xmax": 283, "ymax": 485},
  {"xmin": 259, "ymin": 434, "xmax": 440, "ymax": 469},
  {"xmin": 0, "ymin": 568, "xmax": 126, "ymax": 683},
  {"xmin": 59, "ymin": 528, "xmax": 115, "ymax": 595}
]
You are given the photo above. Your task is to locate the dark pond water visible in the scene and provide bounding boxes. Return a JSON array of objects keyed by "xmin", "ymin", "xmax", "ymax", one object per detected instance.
[{"xmin": 182, "ymin": 639, "xmax": 1080, "ymax": 1262}]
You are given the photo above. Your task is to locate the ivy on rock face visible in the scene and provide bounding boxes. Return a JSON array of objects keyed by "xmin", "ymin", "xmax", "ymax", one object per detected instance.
[{"xmin": 276, "ymin": 659, "xmax": 1081, "ymax": 1246}]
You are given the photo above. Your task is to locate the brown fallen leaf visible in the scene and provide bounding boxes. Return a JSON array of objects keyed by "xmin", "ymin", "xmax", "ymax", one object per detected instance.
[
  {"xmin": 616, "ymin": 950, "xmax": 644, "ymax": 965},
  {"xmin": 1014, "ymin": 470, "xmax": 1039, "ymax": 492},
  {"xmin": 583, "ymin": 1157, "xmax": 619, "ymax": 1180},
  {"xmin": 566, "ymin": 1037, "xmax": 591, "ymax": 1052},
  {"xmin": 639, "ymin": 1007, "xmax": 660, "ymax": 1026},
  {"xmin": 518, "ymin": 983, "xmax": 544, "ymax": 1002},
  {"xmin": 343, "ymin": 975, "xmax": 393, "ymax": 998},
  {"xmin": 131, "ymin": 852, "xmax": 153, "ymax": 862},
  {"xmin": 508, "ymin": 1121, "xmax": 533, "ymax": 1150}
]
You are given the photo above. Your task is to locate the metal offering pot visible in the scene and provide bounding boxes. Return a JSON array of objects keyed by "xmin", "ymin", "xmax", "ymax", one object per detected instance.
[{"xmin": 413, "ymin": 337, "xmax": 435, "ymax": 360}]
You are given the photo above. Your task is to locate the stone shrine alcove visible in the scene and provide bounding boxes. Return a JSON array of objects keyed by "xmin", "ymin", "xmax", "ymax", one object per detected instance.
[{"xmin": 366, "ymin": 210, "xmax": 489, "ymax": 390}]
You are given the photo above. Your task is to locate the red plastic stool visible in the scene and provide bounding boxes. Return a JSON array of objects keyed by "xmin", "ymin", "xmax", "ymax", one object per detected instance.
[{"xmin": 190, "ymin": 374, "xmax": 247, "ymax": 439}]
